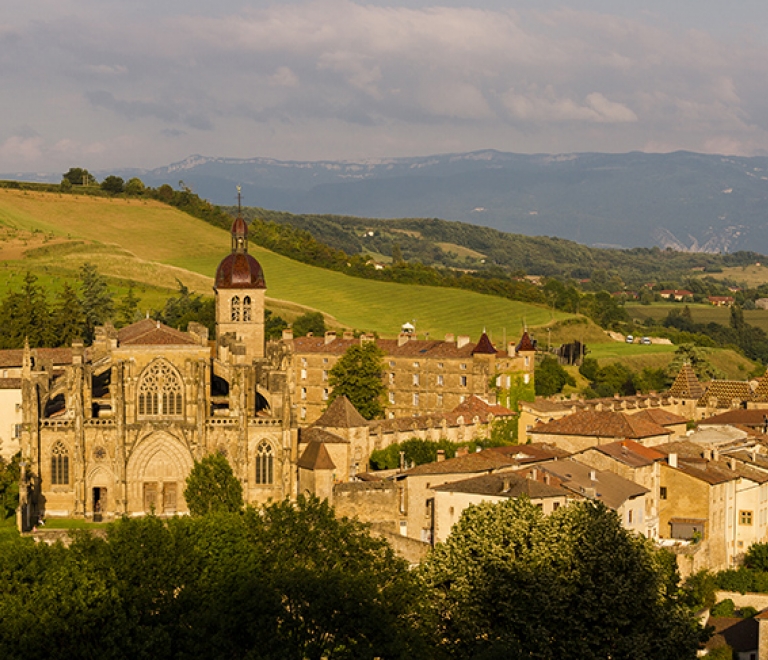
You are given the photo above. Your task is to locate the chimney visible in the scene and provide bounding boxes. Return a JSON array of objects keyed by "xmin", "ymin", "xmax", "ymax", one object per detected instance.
[
  {"xmin": 436, "ymin": 450, "xmax": 445, "ymax": 462},
  {"xmin": 668, "ymin": 453, "xmax": 678, "ymax": 468},
  {"xmin": 457, "ymin": 335, "xmax": 470, "ymax": 348},
  {"xmin": 343, "ymin": 331, "xmax": 354, "ymax": 340},
  {"xmin": 729, "ymin": 458, "xmax": 737, "ymax": 471},
  {"xmin": 360, "ymin": 333, "xmax": 375, "ymax": 344},
  {"xmin": 703, "ymin": 448, "xmax": 712, "ymax": 461},
  {"xmin": 456, "ymin": 446, "xmax": 469, "ymax": 457},
  {"xmin": 530, "ymin": 468, "xmax": 538, "ymax": 481},
  {"xmin": 399, "ymin": 450, "xmax": 405, "ymax": 471},
  {"xmin": 589, "ymin": 469, "xmax": 597, "ymax": 482},
  {"xmin": 507, "ymin": 342, "xmax": 516, "ymax": 357},
  {"xmin": 502, "ymin": 477, "xmax": 510, "ymax": 492},
  {"xmin": 398, "ymin": 333, "xmax": 410, "ymax": 347},
  {"xmin": 445, "ymin": 333, "xmax": 455, "ymax": 343},
  {"xmin": 324, "ymin": 331, "xmax": 336, "ymax": 345},
  {"xmin": 713, "ymin": 449, "xmax": 720, "ymax": 462},
  {"xmin": 282, "ymin": 328, "xmax": 294, "ymax": 340}
]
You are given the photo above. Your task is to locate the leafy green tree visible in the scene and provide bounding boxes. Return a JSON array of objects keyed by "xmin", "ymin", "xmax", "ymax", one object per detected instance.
[
  {"xmin": 634, "ymin": 366, "xmax": 670, "ymax": 393},
  {"xmin": 51, "ymin": 282, "xmax": 84, "ymax": 345},
  {"xmin": 534, "ymin": 355, "xmax": 575, "ymax": 396},
  {"xmin": 124, "ymin": 177, "xmax": 146, "ymax": 196},
  {"xmin": 100, "ymin": 176, "xmax": 124, "ymax": 194},
  {"xmin": 0, "ymin": 453, "xmax": 20, "ymax": 519},
  {"xmin": 183, "ymin": 453, "xmax": 243, "ymax": 516},
  {"xmin": 744, "ymin": 542, "xmax": 768, "ymax": 572},
  {"xmin": 265, "ymin": 309, "xmax": 288, "ymax": 340},
  {"xmin": 711, "ymin": 599, "xmax": 736, "ymax": 617},
  {"xmin": 157, "ymin": 281, "xmax": 215, "ymax": 336},
  {"xmin": 680, "ymin": 570, "xmax": 718, "ymax": 611},
  {"xmin": 79, "ymin": 263, "xmax": 114, "ymax": 344},
  {"xmin": 292, "ymin": 311, "xmax": 326, "ymax": 337},
  {"xmin": 62, "ymin": 167, "xmax": 96, "ymax": 186},
  {"xmin": 420, "ymin": 499, "xmax": 703, "ymax": 659},
  {"xmin": 666, "ymin": 344, "xmax": 725, "ymax": 380},
  {"xmin": 328, "ymin": 342, "xmax": 386, "ymax": 419}
]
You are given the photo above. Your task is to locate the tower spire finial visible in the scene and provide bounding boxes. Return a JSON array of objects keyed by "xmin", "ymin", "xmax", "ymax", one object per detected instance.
[{"xmin": 237, "ymin": 185, "xmax": 242, "ymax": 214}]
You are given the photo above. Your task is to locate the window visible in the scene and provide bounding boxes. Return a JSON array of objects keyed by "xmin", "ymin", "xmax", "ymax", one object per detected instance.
[
  {"xmin": 460, "ymin": 363, "xmax": 467, "ymax": 370},
  {"xmin": 300, "ymin": 369, "xmax": 307, "ymax": 380},
  {"xmin": 389, "ymin": 372, "xmax": 395, "ymax": 384},
  {"xmin": 231, "ymin": 295, "xmax": 241, "ymax": 322},
  {"xmin": 51, "ymin": 442, "xmax": 69, "ymax": 485},
  {"xmin": 322, "ymin": 370, "xmax": 328, "ymax": 381},
  {"xmin": 242, "ymin": 296, "xmax": 252, "ymax": 321},
  {"xmin": 137, "ymin": 360, "xmax": 183, "ymax": 417},
  {"xmin": 389, "ymin": 391, "xmax": 395, "ymax": 404},
  {"xmin": 413, "ymin": 393, "xmax": 420, "ymax": 406},
  {"xmin": 524, "ymin": 374, "xmax": 530, "ymax": 384},
  {"xmin": 437, "ymin": 374, "xmax": 444, "ymax": 386},
  {"xmin": 437, "ymin": 362, "xmax": 444, "ymax": 369},
  {"xmin": 322, "ymin": 358, "xmax": 328, "ymax": 364},
  {"xmin": 255, "ymin": 441, "xmax": 274, "ymax": 485},
  {"xmin": 412, "ymin": 374, "xmax": 420, "ymax": 386},
  {"xmin": 389, "ymin": 360, "xmax": 396, "ymax": 368},
  {"xmin": 436, "ymin": 394, "xmax": 443, "ymax": 407},
  {"xmin": 740, "ymin": 510, "xmax": 754, "ymax": 525},
  {"xmin": 660, "ymin": 487, "xmax": 667, "ymax": 500},
  {"xmin": 301, "ymin": 387, "xmax": 307, "ymax": 400},
  {"xmin": 413, "ymin": 361, "xmax": 419, "ymax": 368},
  {"xmin": 628, "ymin": 510, "xmax": 633, "ymax": 524},
  {"xmin": 300, "ymin": 407, "xmax": 307, "ymax": 420},
  {"xmin": 460, "ymin": 375, "xmax": 467, "ymax": 387},
  {"xmin": 13, "ymin": 424, "xmax": 21, "ymax": 439},
  {"xmin": 301, "ymin": 358, "xmax": 307, "ymax": 367},
  {"xmin": 322, "ymin": 388, "xmax": 329, "ymax": 401}
]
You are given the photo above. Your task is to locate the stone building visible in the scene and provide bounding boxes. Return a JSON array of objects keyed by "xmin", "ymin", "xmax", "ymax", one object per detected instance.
[{"xmin": 18, "ymin": 215, "xmax": 293, "ymax": 528}]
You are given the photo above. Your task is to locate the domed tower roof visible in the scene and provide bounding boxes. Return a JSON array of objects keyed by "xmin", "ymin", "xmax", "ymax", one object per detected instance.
[{"xmin": 214, "ymin": 215, "xmax": 266, "ymax": 290}]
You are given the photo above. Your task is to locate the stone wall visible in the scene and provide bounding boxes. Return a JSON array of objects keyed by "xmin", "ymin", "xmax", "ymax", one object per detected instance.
[{"xmin": 333, "ymin": 481, "xmax": 399, "ymax": 524}]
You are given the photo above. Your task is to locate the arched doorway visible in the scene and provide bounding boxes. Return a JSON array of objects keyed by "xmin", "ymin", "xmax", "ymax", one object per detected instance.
[{"xmin": 126, "ymin": 432, "xmax": 194, "ymax": 515}]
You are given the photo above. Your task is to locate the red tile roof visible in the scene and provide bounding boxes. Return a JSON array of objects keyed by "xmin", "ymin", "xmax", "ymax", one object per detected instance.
[
  {"xmin": 668, "ymin": 364, "xmax": 704, "ymax": 399},
  {"xmin": 399, "ymin": 449, "xmax": 518, "ymax": 477},
  {"xmin": 432, "ymin": 472, "xmax": 566, "ymax": 499},
  {"xmin": 471, "ymin": 332, "xmax": 497, "ymax": 355},
  {"xmin": 297, "ymin": 441, "xmax": 336, "ymax": 470},
  {"xmin": 530, "ymin": 410, "xmax": 670, "ymax": 439},
  {"xmin": 0, "ymin": 347, "xmax": 73, "ymax": 368},
  {"xmin": 581, "ymin": 439, "xmax": 666, "ymax": 468},
  {"xmin": 312, "ymin": 396, "xmax": 368, "ymax": 428},
  {"xmin": 517, "ymin": 331, "xmax": 535, "ymax": 352},
  {"xmin": 117, "ymin": 319, "xmax": 198, "ymax": 346},
  {"xmin": 451, "ymin": 395, "xmax": 513, "ymax": 417},
  {"xmin": 630, "ymin": 408, "xmax": 688, "ymax": 426}
]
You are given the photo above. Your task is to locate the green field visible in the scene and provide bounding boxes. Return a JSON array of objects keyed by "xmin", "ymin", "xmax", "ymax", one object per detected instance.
[
  {"xmin": 0, "ymin": 189, "xmax": 573, "ymax": 339},
  {"xmin": 626, "ymin": 302, "xmax": 768, "ymax": 333}
]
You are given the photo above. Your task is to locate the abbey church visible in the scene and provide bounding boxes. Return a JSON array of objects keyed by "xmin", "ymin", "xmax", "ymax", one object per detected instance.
[{"xmin": 15, "ymin": 214, "xmax": 532, "ymax": 528}]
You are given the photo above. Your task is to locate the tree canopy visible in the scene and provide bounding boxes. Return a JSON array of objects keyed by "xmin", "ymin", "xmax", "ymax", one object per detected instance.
[
  {"xmin": 183, "ymin": 453, "xmax": 243, "ymax": 516},
  {"xmin": 328, "ymin": 342, "xmax": 386, "ymax": 419},
  {"xmin": 419, "ymin": 498, "xmax": 703, "ymax": 659}
]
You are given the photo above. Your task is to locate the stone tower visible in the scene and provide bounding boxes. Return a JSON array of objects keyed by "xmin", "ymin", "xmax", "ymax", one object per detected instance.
[{"xmin": 214, "ymin": 214, "xmax": 267, "ymax": 361}]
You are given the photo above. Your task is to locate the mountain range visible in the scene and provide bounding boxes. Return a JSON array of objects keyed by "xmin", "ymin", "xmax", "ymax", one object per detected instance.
[{"xmin": 7, "ymin": 150, "xmax": 768, "ymax": 254}]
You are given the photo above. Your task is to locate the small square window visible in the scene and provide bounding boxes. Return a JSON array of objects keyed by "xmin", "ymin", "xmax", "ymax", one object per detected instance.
[
  {"xmin": 740, "ymin": 510, "xmax": 753, "ymax": 525},
  {"xmin": 413, "ymin": 361, "xmax": 419, "ymax": 368},
  {"xmin": 323, "ymin": 358, "xmax": 328, "ymax": 364},
  {"xmin": 660, "ymin": 487, "xmax": 667, "ymax": 500},
  {"xmin": 437, "ymin": 362, "xmax": 444, "ymax": 369},
  {"xmin": 389, "ymin": 360, "xmax": 395, "ymax": 368},
  {"xmin": 460, "ymin": 363, "xmax": 467, "ymax": 370}
]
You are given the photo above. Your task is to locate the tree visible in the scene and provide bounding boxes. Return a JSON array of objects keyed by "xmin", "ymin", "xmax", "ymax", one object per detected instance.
[
  {"xmin": 292, "ymin": 311, "xmax": 326, "ymax": 337},
  {"xmin": 328, "ymin": 342, "xmax": 386, "ymax": 419},
  {"xmin": 115, "ymin": 286, "xmax": 140, "ymax": 327},
  {"xmin": 265, "ymin": 309, "xmax": 288, "ymax": 340},
  {"xmin": 51, "ymin": 282, "xmax": 84, "ymax": 345},
  {"xmin": 419, "ymin": 499, "xmax": 704, "ymax": 659},
  {"xmin": 666, "ymin": 344, "xmax": 725, "ymax": 380},
  {"xmin": 78, "ymin": 263, "xmax": 114, "ymax": 344},
  {"xmin": 124, "ymin": 177, "xmax": 145, "ymax": 196},
  {"xmin": 183, "ymin": 453, "xmax": 243, "ymax": 516},
  {"xmin": 62, "ymin": 167, "xmax": 96, "ymax": 186},
  {"xmin": 534, "ymin": 355, "xmax": 575, "ymax": 396},
  {"xmin": 100, "ymin": 175, "xmax": 124, "ymax": 194},
  {"xmin": 157, "ymin": 281, "xmax": 215, "ymax": 336},
  {"xmin": 744, "ymin": 542, "xmax": 768, "ymax": 572},
  {"xmin": 0, "ymin": 271, "xmax": 52, "ymax": 348}
]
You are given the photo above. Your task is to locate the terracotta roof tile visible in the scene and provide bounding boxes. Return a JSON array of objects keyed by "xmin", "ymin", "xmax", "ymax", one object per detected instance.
[
  {"xmin": 701, "ymin": 409, "xmax": 768, "ymax": 428},
  {"xmin": 531, "ymin": 410, "xmax": 670, "ymax": 440},
  {"xmin": 471, "ymin": 332, "xmax": 497, "ymax": 355},
  {"xmin": 697, "ymin": 380, "xmax": 755, "ymax": 408},
  {"xmin": 292, "ymin": 336, "xmax": 478, "ymax": 358},
  {"xmin": 0, "ymin": 347, "xmax": 73, "ymax": 368},
  {"xmin": 399, "ymin": 449, "xmax": 518, "ymax": 477},
  {"xmin": 582, "ymin": 439, "xmax": 666, "ymax": 467},
  {"xmin": 117, "ymin": 319, "xmax": 198, "ymax": 346},
  {"xmin": 299, "ymin": 427, "xmax": 348, "ymax": 444},
  {"xmin": 752, "ymin": 370, "xmax": 768, "ymax": 402},
  {"xmin": 432, "ymin": 472, "xmax": 566, "ymax": 499},
  {"xmin": 668, "ymin": 364, "xmax": 705, "ymax": 399},
  {"xmin": 630, "ymin": 409, "xmax": 688, "ymax": 427},
  {"xmin": 516, "ymin": 331, "xmax": 535, "ymax": 352},
  {"xmin": 451, "ymin": 395, "xmax": 513, "ymax": 417},
  {"xmin": 297, "ymin": 441, "xmax": 336, "ymax": 470},
  {"xmin": 312, "ymin": 396, "xmax": 368, "ymax": 428}
]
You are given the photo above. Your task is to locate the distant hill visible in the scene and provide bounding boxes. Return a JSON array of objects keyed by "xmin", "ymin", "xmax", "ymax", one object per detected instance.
[{"xmin": 10, "ymin": 150, "xmax": 768, "ymax": 253}]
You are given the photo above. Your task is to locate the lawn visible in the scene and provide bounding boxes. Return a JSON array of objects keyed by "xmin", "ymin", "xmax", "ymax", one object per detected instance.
[{"xmin": 0, "ymin": 189, "xmax": 573, "ymax": 339}]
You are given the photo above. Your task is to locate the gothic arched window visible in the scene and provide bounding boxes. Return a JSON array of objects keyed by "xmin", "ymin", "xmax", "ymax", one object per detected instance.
[
  {"xmin": 255, "ymin": 441, "xmax": 274, "ymax": 485},
  {"xmin": 51, "ymin": 442, "xmax": 69, "ymax": 485},
  {"xmin": 243, "ymin": 296, "xmax": 252, "ymax": 322},
  {"xmin": 231, "ymin": 296, "xmax": 241, "ymax": 322},
  {"xmin": 137, "ymin": 360, "xmax": 183, "ymax": 418}
]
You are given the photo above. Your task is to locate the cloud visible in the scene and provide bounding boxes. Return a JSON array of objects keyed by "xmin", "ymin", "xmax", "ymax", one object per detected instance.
[{"xmin": 85, "ymin": 90, "xmax": 214, "ymax": 130}]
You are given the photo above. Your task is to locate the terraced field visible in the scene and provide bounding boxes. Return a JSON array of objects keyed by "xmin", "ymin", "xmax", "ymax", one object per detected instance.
[{"xmin": 0, "ymin": 189, "xmax": 572, "ymax": 338}]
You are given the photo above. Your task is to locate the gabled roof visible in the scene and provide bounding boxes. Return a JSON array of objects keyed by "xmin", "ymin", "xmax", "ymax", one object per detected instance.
[
  {"xmin": 538, "ymin": 459, "xmax": 648, "ymax": 509},
  {"xmin": 668, "ymin": 364, "xmax": 705, "ymax": 399},
  {"xmin": 451, "ymin": 395, "xmax": 513, "ymax": 417},
  {"xmin": 432, "ymin": 472, "xmax": 566, "ymax": 499},
  {"xmin": 312, "ymin": 395, "xmax": 368, "ymax": 428},
  {"xmin": 488, "ymin": 443, "xmax": 571, "ymax": 463},
  {"xmin": 297, "ymin": 441, "xmax": 336, "ymax": 470},
  {"xmin": 399, "ymin": 449, "xmax": 518, "ymax": 477},
  {"xmin": 299, "ymin": 427, "xmax": 348, "ymax": 444},
  {"xmin": 699, "ymin": 409, "xmax": 768, "ymax": 427},
  {"xmin": 0, "ymin": 347, "xmax": 73, "ymax": 368},
  {"xmin": 530, "ymin": 410, "xmax": 670, "ymax": 439},
  {"xmin": 581, "ymin": 439, "xmax": 666, "ymax": 468},
  {"xmin": 630, "ymin": 409, "xmax": 688, "ymax": 427},
  {"xmin": 697, "ymin": 380, "xmax": 755, "ymax": 408},
  {"xmin": 471, "ymin": 332, "xmax": 497, "ymax": 355},
  {"xmin": 117, "ymin": 319, "xmax": 198, "ymax": 346}
]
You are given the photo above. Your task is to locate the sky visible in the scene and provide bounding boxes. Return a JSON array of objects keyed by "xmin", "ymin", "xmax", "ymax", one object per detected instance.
[{"xmin": 3, "ymin": 0, "xmax": 768, "ymax": 173}]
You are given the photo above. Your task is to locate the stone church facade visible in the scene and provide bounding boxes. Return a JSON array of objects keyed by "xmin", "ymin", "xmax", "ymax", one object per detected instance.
[{"xmin": 16, "ymin": 213, "xmax": 532, "ymax": 529}]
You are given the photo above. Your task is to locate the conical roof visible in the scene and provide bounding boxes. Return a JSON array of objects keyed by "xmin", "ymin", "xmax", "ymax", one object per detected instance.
[
  {"xmin": 669, "ymin": 363, "xmax": 705, "ymax": 399},
  {"xmin": 472, "ymin": 332, "xmax": 497, "ymax": 355},
  {"xmin": 312, "ymin": 396, "xmax": 368, "ymax": 428}
]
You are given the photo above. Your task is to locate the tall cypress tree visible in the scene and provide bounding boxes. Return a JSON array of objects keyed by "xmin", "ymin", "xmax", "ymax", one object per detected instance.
[{"xmin": 79, "ymin": 263, "xmax": 114, "ymax": 344}]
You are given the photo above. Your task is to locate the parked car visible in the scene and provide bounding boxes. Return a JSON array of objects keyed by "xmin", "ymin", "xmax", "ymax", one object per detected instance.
[
  {"xmin": 640, "ymin": 336, "xmax": 651, "ymax": 345},
  {"xmin": 626, "ymin": 335, "xmax": 634, "ymax": 343}
]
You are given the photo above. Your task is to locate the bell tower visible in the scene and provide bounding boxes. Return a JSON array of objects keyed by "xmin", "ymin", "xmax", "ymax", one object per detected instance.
[{"xmin": 214, "ymin": 189, "xmax": 266, "ymax": 360}]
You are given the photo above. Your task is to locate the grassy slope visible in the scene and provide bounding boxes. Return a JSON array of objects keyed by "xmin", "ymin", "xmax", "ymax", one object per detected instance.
[
  {"xmin": 0, "ymin": 189, "xmax": 572, "ymax": 338},
  {"xmin": 626, "ymin": 302, "xmax": 768, "ymax": 333}
]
